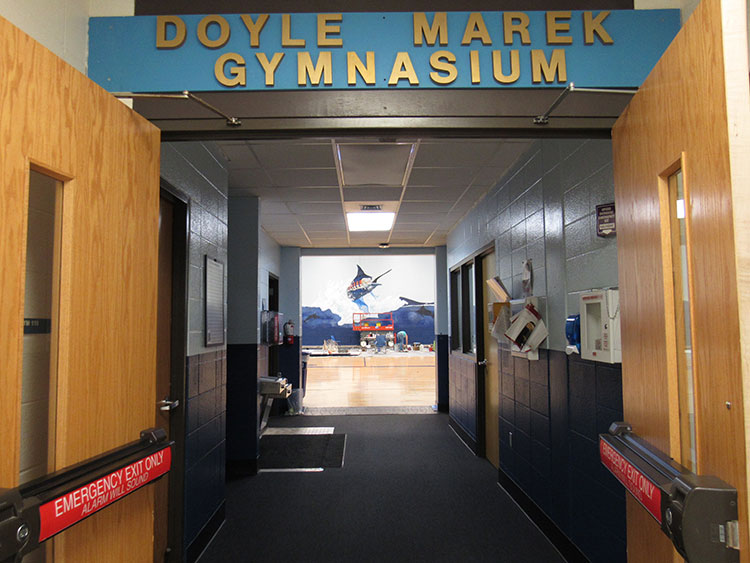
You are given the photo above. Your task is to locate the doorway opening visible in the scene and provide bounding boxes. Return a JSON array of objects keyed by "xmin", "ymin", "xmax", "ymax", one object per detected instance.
[
  {"xmin": 155, "ymin": 186, "xmax": 189, "ymax": 563},
  {"xmin": 300, "ymin": 253, "xmax": 437, "ymax": 410}
]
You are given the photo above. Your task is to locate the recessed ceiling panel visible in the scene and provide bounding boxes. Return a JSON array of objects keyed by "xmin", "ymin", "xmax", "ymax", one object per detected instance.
[
  {"xmin": 251, "ymin": 142, "xmax": 336, "ymax": 169},
  {"xmin": 343, "ymin": 186, "xmax": 403, "ymax": 202},
  {"xmin": 338, "ymin": 143, "xmax": 413, "ymax": 186}
]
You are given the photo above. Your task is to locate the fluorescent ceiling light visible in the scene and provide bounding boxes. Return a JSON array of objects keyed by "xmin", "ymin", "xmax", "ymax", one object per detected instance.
[{"xmin": 346, "ymin": 212, "xmax": 395, "ymax": 232}]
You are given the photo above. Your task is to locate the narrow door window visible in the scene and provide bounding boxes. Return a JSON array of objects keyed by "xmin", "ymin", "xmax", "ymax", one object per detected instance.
[
  {"xmin": 667, "ymin": 168, "xmax": 697, "ymax": 471},
  {"xmin": 20, "ymin": 170, "xmax": 62, "ymax": 488}
]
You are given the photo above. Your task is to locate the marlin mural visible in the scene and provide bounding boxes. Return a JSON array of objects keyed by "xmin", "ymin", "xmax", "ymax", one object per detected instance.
[
  {"xmin": 346, "ymin": 265, "xmax": 391, "ymax": 310},
  {"xmin": 399, "ymin": 296, "xmax": 435, "ymax": 318}
]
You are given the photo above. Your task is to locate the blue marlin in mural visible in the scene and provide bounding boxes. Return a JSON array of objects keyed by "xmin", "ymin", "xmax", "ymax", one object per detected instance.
[{"xmin": 346, "ymin": 265, "xmax": 391, "ymax": 310}]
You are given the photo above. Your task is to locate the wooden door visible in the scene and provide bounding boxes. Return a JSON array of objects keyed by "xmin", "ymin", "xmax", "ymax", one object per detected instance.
[
  {"xmin": 482, "ymin": 252, "xmax": 500, "ymax": 468},
  {"xmin": 611, "ymin": 0, "xmax": 750, "ymax": 560},
  {"xmin": 0, "ymin": 16, "xmax": 161, "ymax": 562}
]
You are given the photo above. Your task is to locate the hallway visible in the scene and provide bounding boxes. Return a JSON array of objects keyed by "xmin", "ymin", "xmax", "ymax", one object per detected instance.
[{"xmin": 200, "ymin": 414, "xmax": 565, "ymax": 562}]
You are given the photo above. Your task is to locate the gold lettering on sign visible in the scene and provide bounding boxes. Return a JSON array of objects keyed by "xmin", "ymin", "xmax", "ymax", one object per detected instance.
[
  {"xmin": 461, "ymin": 13, "xmax": 492, "ymax": 45},
  {"xmin": 156, "ymin": 15, "xmax": 186, "ymax": 49},
  {"xmin": 531, "ymin": 49, "xmax": 567, "ymax": 83},
  {"xmin": 470, "ymin": 50, "xmax": 481, "ymax": 84},
  {"xmin": 240, "ymin": 14, "xmax": 269, "ymax": 47},
  {"xmin": 282, "ymin": 14, "xmax": 306, "ymax": 47},
  {"xmin": 347, "ymin": 52, "xmax": 376, "ymax": 85},
  {"xmin": 413, "ymin": 12, "xmax": 448, "ymax": 46},
  {"xmin": 298, "ymin": 52, "xmax": 333, "ymax": 86},
  {"xmin": 584, "ymin": 11, "xmax": 614, "ymax": 44},
  {"xmin": 256, "ymin": 52, "xmax": 284, "ymax": 86},
  {"xmin": 503, "ymin": 12, "xmax": 530, "ymax": 45},
  {"xmin": 388, "ymin": 52, "xmax": 419, "ymax": 86},
  {"xmin": 198, "ymin": 15, "xmax": 231, "ymax": 49},
  {"xmin": 317, "ymin": 14, "xmax": 343, "ymax": 47},
  {"xmin": 215, "ymin": 53, "xmax": 246, "ymax": 86},
  {"xmin": 493, "ymin": 50, "xmax": 520, "ymax": 84},
  {"xmin": 429, "ymin": 50, "xmax": 457, "ymax": 85},
  {"xmin": 546, "ymin": 11, "xmax": 573, "ymax": 45}
]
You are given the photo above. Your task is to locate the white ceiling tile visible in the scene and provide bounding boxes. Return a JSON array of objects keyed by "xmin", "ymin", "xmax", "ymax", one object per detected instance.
[
  {"xmin": 402, "ymin": 185, "xmax": 462, "ymax": 202},
  {"xmin": 490, "ymin": 141, "xmax": 535, "ymax": 168},
  {"xmin": 260, "ymin": 201, "xmax": 291, "ymax": 214},
  {"xmin": 389, "ymin": 234, "xmax": 429, "ymax": 245},
  {"xmin": 297, "ymin": 214, "xmax": 346, "ymax": 227},
  {"xmin": 259, "ymin": 214, "xmax": 301, "ymax": 228},
  {"xmin": 216, "ymin": 142, "xmax": 261, "ymax": 167},
  {"xmin": 266, "ymin": 168, "xmax": 339, "ymax": 188},
  {"xmin": 399, "ymin": 201, "xmax": 454, "ymax": 214},
  {"xmin": 408, "ymin": 167, "xmax": 474, "ymax": 188},
  {"xmin": 414, "ymin": 141, "xmax": 504, "ymax": 167},
  {"xmin": 229, "ymin": 168, "xmax": 273, "ymax": 189},
  {"xmin": 251, "ymin": 142, "xmax": 336, "ymax": 168},
  {"xmin": 287, "ymin": 202, "xmax": 342, "ymax": 215}
]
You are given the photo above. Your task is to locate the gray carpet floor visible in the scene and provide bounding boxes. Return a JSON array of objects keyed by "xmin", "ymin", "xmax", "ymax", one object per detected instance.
[{"xmin": 199, "ymin": 413, "xmax": 566, "ymax": 562}]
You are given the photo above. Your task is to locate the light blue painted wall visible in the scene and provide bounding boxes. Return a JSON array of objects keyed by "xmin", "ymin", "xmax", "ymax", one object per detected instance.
[
  {"xmin": 161, "ymin": 142, "xmax": 229, "ymax": 356},
  {"xmin": 435, "ymin": 246, "xmax": 449, "ymax": 335},
  {"xmin": 280, "ymin": 247, "xmax": 301, "ymax": 328},
  {"xmin": 258, "ymin": 227, "xmax": 281, "ymax": 333},
  {"xmin": 447, "ymin": 139, "xmax": 618, "ymax": 351}
]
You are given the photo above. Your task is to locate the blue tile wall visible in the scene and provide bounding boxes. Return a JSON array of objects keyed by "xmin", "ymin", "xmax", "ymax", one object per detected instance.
[
  {"xmin": 160, "ymin": 142, "xmax": 229, "ymax": 557},
  {"xmin": 447, "ymin": 138, "xmax": 624, "ymax": 560},
  {"xmin": 447, "ymin": 139, "xmax": 618, "ymax": 352},
  {"xmin": 184, "ymin": 350, "xmax": 227, "ymax": 545}
]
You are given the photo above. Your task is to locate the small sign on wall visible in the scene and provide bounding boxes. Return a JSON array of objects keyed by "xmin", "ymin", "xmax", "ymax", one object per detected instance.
[
  {"xmin": 24, "ymin": 318, "xmax": 52, "ymax": 334},
  {"xmin": 205, "ymin": 256, "xmax": 225, "ymax": 346},
  {"xmin": 596, "ymin": 203, "xmax": 616, "ymax": 237}
]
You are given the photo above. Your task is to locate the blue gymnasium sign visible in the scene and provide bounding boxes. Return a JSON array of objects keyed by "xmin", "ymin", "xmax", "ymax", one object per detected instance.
[{"xmin": 88, "ymin": 10, "xmax": 680, "ymax": 92}]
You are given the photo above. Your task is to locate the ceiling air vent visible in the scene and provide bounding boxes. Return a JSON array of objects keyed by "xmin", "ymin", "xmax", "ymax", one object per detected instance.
[{"xmin": 360, "ymin": 204, "xmax": 382, "ymax": 211}]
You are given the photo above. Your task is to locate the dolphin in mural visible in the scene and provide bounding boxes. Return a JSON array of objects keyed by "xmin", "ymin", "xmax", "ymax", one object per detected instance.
[
  {"xmin": 346, "ymin": 265, "xmax": 391, "ymax": 304},
  {"xmin": 399, "ymin": 296, "xmax": 435, "ymax": 318}
]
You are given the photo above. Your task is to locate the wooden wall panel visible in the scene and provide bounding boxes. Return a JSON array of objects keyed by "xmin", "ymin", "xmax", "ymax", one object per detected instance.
[
  {"xmin": 0, "ymin": 16, "xmax": 161, "ymax": 562},
  {"xmin": 612, "ymin": 0, "xmax": 749, "ymax": 560}
]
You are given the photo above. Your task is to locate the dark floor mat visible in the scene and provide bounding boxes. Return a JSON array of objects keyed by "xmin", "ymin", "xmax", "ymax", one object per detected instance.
[{"xmin": 258, "ymin": 433, "xmax": 346, "ymax": 470}]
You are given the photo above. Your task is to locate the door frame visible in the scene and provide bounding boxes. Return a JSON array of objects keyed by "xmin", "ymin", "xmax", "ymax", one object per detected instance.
[
  {"xmin": 159, "ymin": 181, "xmax": 190, "ymax": 562},
  {"xmin": 448, "ymin": 242, "xmax": 494, "ymax": 457}
]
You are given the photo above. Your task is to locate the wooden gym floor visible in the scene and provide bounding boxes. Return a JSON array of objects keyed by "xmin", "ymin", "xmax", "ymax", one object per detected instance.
[{"xmin": 304, "ymin": 353, "xmax": 436, "ymax": 407}]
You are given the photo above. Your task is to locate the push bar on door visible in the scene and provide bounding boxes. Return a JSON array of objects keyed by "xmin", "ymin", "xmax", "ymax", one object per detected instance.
[
  {"xmin": 0, "ymin": 428, "xmax": 173, "ymax": 562},
  {"xmin": 600, "ymin": 422, "xmax": 739, "ymax": 562}
]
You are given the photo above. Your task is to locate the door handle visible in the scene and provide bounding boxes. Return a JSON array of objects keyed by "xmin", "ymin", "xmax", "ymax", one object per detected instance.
[
  {"xmin": 157, "ymin": 397, "xmax": 180, "ymax": 411},
  {"xmin": 477, "ymin": 359, "xmax": 487, "ymax": 366}
]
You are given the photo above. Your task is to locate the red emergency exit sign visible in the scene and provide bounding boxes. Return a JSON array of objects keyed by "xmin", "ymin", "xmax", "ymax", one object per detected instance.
[
  {"xmin": 37, "ymin": 446, "xmax": 172, "ymax": 541},
  {"xmin": 600, "ymin": 437, "xmax": 662, "ymax": 523}
]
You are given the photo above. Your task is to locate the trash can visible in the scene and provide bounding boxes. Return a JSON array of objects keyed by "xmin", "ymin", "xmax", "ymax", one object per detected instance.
[{"xmin": 287, "ymin": 388, "xmax": 303, "ymax": 415}]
